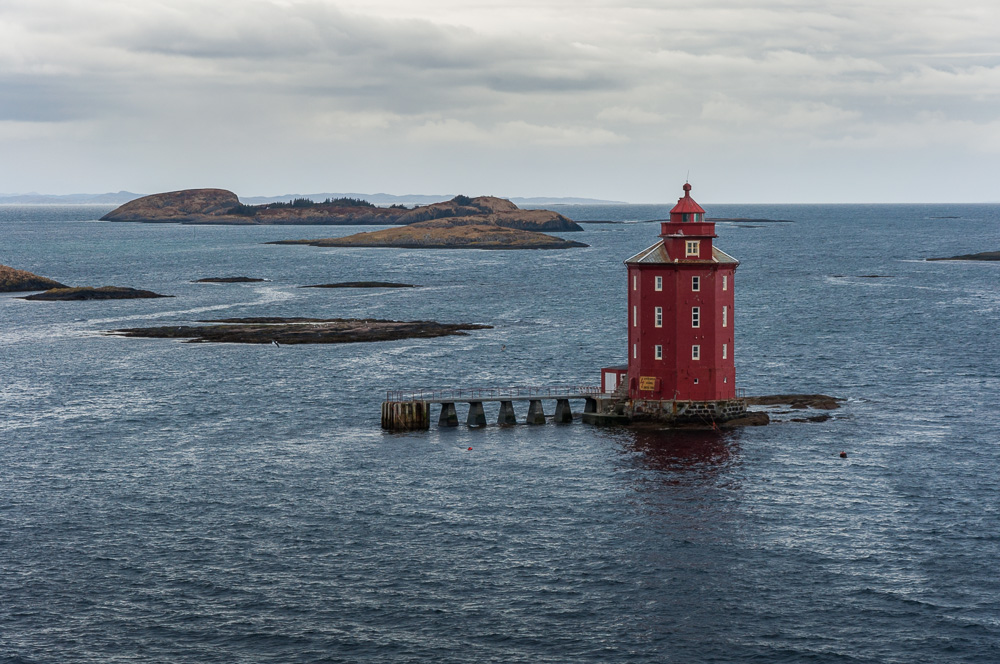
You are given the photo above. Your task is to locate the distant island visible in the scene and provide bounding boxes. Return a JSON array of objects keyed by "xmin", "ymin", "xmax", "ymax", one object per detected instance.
[
  {"xmin": 271, "ymin": 217, "xmax": 588, "ymax": 250},
  {"xmin": 0, "ymin": 190, "xmax": 624, "ymax": 206},
  {"xmin": 926, "ymin": 251, "xmax": 1000, "ymax": 262},
  {"xmin": 100, "ymin": 189, "xmax": 583, "ymax": 231}
]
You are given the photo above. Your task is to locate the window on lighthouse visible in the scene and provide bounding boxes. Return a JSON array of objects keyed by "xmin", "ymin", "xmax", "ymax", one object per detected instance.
[
  {"xmin": 723, "ymin": 306, "xmax": 728, "ymax": 327},
  {"xmin": 691, "ymin": 307, "xmax": 700, "ymax": 328},
  {"xmin": 655, "ymin": 276, "xmax": 662, "ymax": 291},
  {"xmin": 692, "ymin": 345, "xmax": 701, "ymax": 360},
  {"xmin": 722, "ymin": 275, "xmax": 728, "ymax": 291},
  {"xmin": 686, "ymin": 241, "xmax": 699, "ymax": 257},
  {"xmin": 655, "ymin": 345, "xmax": 662, "ymax": 360},
  {"xmin": 633, "ymin": 306, "xmax": 637, "ymax": 327},
  {"xmin": 723, "ymin": 343, "xmax": 728, "ymax": 359},
  {"xmin": 692, "ymin": 276, "xmax": 700, "ymax": 292},
  {"xmin": 655, "ymin": 307, "xmax": 663, "ymax": 327}
]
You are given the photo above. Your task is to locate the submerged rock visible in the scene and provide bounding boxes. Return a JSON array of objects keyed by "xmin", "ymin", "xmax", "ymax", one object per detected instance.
[
  {"xmin": 300, "ymin": 282, "xmax": 417, "ymax": 288},
  {"xmin": 21, "ymin": 286, "xmax": 172, "ymax": 301},
  {"xmin": 193, "ymin": 276, "xmax": 267, "ymax": 283},
  {"xmin": 744, "ymin": 394, "xmax": 843, "ymax": 410},
  {"xmin": 927, "ymin": 251, "xmax": 1000, "ymax": 262},
  {"xmin": 110, "ymin": 317, "xmax": 491, "ymax": 344},
  {"xmin": 0, "ymin": 264, "xmax": 67, "ymax": 292}
]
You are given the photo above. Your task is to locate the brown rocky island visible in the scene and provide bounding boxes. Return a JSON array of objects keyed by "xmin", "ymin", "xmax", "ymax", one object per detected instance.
[
  {"xmin": 0, "ymin": 264, "xmax": 67, "ymax": 292},
  {"xmin": 111, "ymin": 317, "xmax": 491, "ymax": 344},
  {"xmin": 271, "ymin": 218, "xmax": 587, "ymax": 250}
]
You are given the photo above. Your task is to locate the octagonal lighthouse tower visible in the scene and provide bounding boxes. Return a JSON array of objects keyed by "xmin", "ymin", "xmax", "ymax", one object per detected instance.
[{"xmin": 612, "ymin": 182, "xmax": 746, "ymax": 424}]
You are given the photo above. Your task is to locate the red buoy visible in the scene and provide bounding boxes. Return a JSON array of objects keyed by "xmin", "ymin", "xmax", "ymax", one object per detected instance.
[
  {"xmin": 467, "ymin": 447, "xmax": 473, "ymax": 451},
  {"xmin": 839, "ymin": 451, "xmax": 847, "ymax": 458}
]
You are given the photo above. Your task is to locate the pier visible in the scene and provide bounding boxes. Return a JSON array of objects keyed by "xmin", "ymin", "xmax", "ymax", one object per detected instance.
[{"xmin": 381, "ymin": 385, "xmax": 602, "ymax": 431}]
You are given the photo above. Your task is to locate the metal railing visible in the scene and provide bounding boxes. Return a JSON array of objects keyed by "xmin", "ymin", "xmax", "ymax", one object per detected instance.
[{"xmin": 386, "ymin": 385, "xmax": 602, "ymax": 403}]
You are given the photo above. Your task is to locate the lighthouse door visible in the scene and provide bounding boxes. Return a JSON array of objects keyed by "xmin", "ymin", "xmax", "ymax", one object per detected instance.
[{"xmin": 604, "ymin": 372, "xmax": 618, "ymax": 393}]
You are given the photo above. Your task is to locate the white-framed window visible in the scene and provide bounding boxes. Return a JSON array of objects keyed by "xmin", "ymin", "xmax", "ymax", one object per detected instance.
[
  {"xmin": 724, "ymin": 376, "xmax": 728, "ymax": 383},
  {"xmin": 633, "ymin": 305, "xmax": 637, "ymax": 327},
  {"xmin": 655, "ymin": 276, "xmax": 662, "ymax": 291},
  {"xmin": 722, "ymin": 305, "xmax": 728, "ymax": 328},
  {"xmin": 633, "ymin": 343, "xmax": 637, "ymax": 359},
  {"xmin": 686, "ymin": 240, "xmax": 699, "ymax": 257},
  {"xmin": 692, "ymin": 345, "xmax": 700, "ymax": 360},
  {"xmin": 693, "ymin": 378, "xmax": 699, "ymax": 384},
  {"xmin": 655, "ymin": 345, "xmax": 662, "ymax": 360},
  {"xmin": 692, "ymin": 276, "xmax": 700, "ymax": 292},
  {"xmin": 655, "ymin": 306, "xmax": 663, "ymax": 327},
  {"xmin": 723, "ymin": 343, "xmax": 728, "ymax": 359},
  {"xmin": 633, "ymin": 274, "xmax": 637, "ymax": 291},
  {"xmin": 691, "ymin": 307, "xmax": 700, "ymax": 328},
  {"xmin": 694, "ymin": 213, "xmax": 703, "ymax": 222},
  {"xmin": 722, "ymin": 275, "xmax": 728, "ymax": 291}
]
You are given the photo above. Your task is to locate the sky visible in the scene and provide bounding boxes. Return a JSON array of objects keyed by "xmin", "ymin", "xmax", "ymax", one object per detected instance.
[{"xmin": 2, "ymin": 0, "xmax": 999, "ymax": 203}]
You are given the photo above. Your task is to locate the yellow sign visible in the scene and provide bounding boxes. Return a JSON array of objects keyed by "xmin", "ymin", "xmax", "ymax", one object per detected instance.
[{"xmin": 639, "ymin": 376, "xmax": 657, "ymax": 391}]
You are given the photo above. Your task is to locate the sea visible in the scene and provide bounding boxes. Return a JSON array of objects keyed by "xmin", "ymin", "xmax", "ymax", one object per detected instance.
[{"xmin": 1, "ymin": 202, "xmax": 998, "ymax": 663}]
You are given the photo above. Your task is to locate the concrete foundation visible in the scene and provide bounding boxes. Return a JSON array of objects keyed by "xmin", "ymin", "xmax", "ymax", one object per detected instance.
[
  {"xmin": 381, "ymin": 401, "xmax": 430, "ymax": 431},
  {"xmin": 467, "ymin": 401, "xmax": 486, "ymax": 427},
  {"xmin": 582, "ymin": 398, "xmax": 747, "ymax": 427},
  {"xmin": 439, "ymin": 402, "xmax": 459, "ymax": 427},
  {"xmin": 526, "ymin": 399, "xmax": 546, "ymax": 424},
  {"xmin": 497, "ymin": 401, "xmax": 518, "ymax": 425},
  {"xmin": 554, "ymin": 399, "xmax": 573, "ymax": 423}
]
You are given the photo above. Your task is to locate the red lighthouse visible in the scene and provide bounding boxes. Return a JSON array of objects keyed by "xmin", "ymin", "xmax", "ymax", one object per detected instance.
[{"xmin": 598, "ymin": 182, "xmax": 745, "ymax": 424}]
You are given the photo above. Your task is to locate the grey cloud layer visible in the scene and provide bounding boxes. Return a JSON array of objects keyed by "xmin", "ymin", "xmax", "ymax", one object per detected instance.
[{"xmin": 2, "ymin": 0, "xmax": 999, "ymax": 200}]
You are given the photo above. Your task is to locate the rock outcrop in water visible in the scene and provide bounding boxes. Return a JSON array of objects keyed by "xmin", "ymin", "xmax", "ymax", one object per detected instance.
[
  {"xmin": 101, "ymin": 190, "xmax": 583, "ymax": 232},
  {"xmin": 21, "ymin": 286, "xmax": 172, "ymax": 301},
  {"xmin": 111, "ymin": 317, "xmax": 491, "ymax": 344},
  {"xmin": 926, "ymin": 251, "xmax": 1000, "ymax": 262},
  {"xmin": 0, "ymin": 264, "xmax": 67, "ymax": 292}
]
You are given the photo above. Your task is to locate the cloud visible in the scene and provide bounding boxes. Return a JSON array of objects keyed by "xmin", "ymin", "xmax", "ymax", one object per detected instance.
[{"xmin": 1, "ymin": 0, "xmax": 999, "ymax": 200}]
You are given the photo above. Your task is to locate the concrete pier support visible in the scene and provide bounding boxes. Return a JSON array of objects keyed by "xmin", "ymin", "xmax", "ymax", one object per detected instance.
[
  {"xmin": 381, "ymin": 401, "xmax": 430, "ymax": 431},
  {"xmin": 439, "ymin": 402, "xmax": 459, "ymax": 427},
  {"xmin": 467, "ymin": 401, "xmax": 486, "ymax": 427},
  {"xmin": 584, "ymin": 398, "xmax": 597, "ymax": 413},
  {"xmin": 497, "ymin": 401, "xmax": 517, "ymax": 425},
  {"xmin": 526, "ymin": 399, "xmax": 546, "ymax": 424},
  {"xmin": 554, "ymin": 399, "xmax": 573, "ymax": 423}
]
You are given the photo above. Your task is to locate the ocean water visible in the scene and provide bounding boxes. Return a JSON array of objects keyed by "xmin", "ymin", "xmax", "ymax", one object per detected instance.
[{"xmin": 1, "ymin": 203, "xmax": 998, "ymax": 663}]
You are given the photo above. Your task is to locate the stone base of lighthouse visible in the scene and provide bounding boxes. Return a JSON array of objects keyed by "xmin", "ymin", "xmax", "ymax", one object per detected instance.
[{"xmin": 583, "ymin": 397, "xmax": 747, "ymax": 427}]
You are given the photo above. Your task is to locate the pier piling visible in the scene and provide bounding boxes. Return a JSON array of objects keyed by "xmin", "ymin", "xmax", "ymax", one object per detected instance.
[
  {"xmin": 497, "ymin": 401, "xmax": 517, "ymax": 425},
  {"xmin": 467, "ymin": 401, "xmax": 487, "ymax": 427},
  {"xmin": 526, "ymin": 399, "xmax": 546, "ymax": 424},
  {"xmin": 439, "ymin": 402, "xmax": 459, "ymax": 427},
  {"xmin": 554, "ymin": 399, "xmax": 573, "ymax": 423}
]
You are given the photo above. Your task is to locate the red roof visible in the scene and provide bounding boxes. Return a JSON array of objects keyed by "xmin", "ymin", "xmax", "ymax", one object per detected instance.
[{"xmin": 669, "ymin": 183, "xmax": 705, "ymax": 214}]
